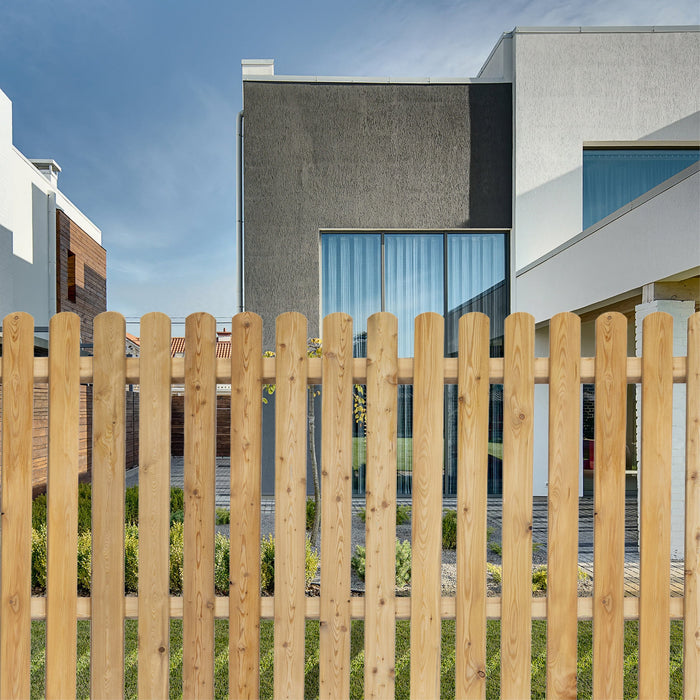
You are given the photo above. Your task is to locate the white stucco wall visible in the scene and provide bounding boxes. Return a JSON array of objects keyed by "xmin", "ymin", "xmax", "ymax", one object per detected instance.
[{"xmin": 510, "ymin": 28, "xmax": 700, "ymax": 273}]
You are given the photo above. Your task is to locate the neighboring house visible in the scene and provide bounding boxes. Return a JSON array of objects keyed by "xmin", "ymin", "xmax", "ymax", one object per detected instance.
[{"xmin": 0, "ymin": 86, "xmax": 109, "ymax": 491}]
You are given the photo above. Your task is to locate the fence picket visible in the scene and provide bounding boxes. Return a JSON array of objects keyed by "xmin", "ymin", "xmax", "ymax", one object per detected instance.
[
  {"xmin": 685, "ymin": 312, "xmax": 700, "ymax": 699},
  {"xmin": 183, "ymin": 312, "xmax": 217, "ymax": 698},
  {"xmin": 411, "ymin": 312, "xmax": 444, "ymax": 699},
  {"xmin": 456, "ymin": 313, "xmax": 490, "ymax": 700},
  {"xmin": 46, "ymin": 313, "xmax": 80, "ymax": 699},
  {"xmin": 319, "ymin": 313, "xmax": 354, "ymax": 699},
  {"xmin": 138, "ymin": 312, "xmax": 172, "ymax": 700},
  {"xmin": 593, "ymin": 312, "xmax": 627, "ymax": 699},
  {"xmin": 546, "ymin": 312, "xmax": 581, "ymax": 700},
  {"xmin": 0, "ymin": 312, "xmax": 33, "ymax": 700},
  {"xmin": 91, "ymin": 311, "xmax": 126, "ymax": 699},
  {"xmin": 639, "ymin": 312, "xmax": 673, "ymax": 698},
  {"xmin": 501, "ymin": 312, "xmax": 535, "ymax": 700},
  {"xmin": 364, "ymin": 312, "xmax": 398, "ymax": 699},
  {"xmin": 274, "ymin": 312, "xmax": 308, "ymax": 699},
  {"xmin": 229, "ymin": 312, "xmax": 263, "ymax": 699}
]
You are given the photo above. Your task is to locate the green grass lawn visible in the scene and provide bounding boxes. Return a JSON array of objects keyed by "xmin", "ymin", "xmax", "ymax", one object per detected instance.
[{"xmin": 30, "ymin": 618, "xmax": 683, "ymax": 699}]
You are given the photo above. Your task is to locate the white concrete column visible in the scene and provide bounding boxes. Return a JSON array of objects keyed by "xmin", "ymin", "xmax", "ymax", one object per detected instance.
[{"xmin": 635, "ymin": 299, "xmax": 695, "ymax": 559}]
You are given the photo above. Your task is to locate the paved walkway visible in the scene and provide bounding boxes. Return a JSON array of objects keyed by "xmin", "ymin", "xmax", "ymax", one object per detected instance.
[{"xmin": 126, "ymin": 457, "xmax": 685, "ymax": 596}]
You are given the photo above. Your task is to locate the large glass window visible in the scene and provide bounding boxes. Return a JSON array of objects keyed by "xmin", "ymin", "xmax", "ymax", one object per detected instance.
[
  {"xmin": 322, "ymin": 230, "xmax": 509, "ymax": 496},
  {"xmin": 583, "ymin": 147, "xmax": 699, "ymax": 230}
]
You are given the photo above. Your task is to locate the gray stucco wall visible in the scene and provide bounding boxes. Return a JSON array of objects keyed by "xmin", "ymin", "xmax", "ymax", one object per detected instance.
[{"xmin": 243, "ymin": 81, "xmax": 512, "ymax": 347}]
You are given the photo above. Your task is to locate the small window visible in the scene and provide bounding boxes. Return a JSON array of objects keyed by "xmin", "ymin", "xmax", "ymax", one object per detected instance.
[
  {"xmin": 583, "ymin": 147, "xmax": 699, "ymax": 229},
  {"xmin": 67, "ymin": 252, "xmax": 77, "ymax": 302}
]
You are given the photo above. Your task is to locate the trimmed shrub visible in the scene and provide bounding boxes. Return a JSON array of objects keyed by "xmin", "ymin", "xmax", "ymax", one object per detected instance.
[
  {"xmin": 306, "ymin": 498, "xmax": 316, "ymax": 531},
  {"xmin": 31, "ymin": 525, "xmax": 48, "ymax": 590},
  {"xmin": 396, "ymin": 504, "xmax": 411, "ymax": 525},
  {"xmin": 351, "ymin": 540, "xmax": 412, "ymax": 588},
  {"xmin": 169, "ymin": 522, "xmax": 184, "ymax": 595},
  {"xmin": 124, "ymin": 524, "xmax": 139, "ymax": 593},
  {"xmin": 442, "ymin": 510, "xmax": 457, "ymax": 549},
  {"xmin": 486, "ymin": 562, "xmax": 502, "ymax": 584},
  {"xmin": 214, "ymin": 532, "xmax": 230, "ymax": 594},
  {"xmin": 125, "ymin": 486, "xmax": 139, "ymax": 525},
  {"xmin": 260, "ymin": 534, "xmax": 319, "ymax": 595},
  {"xmin": 170, "ymin": 510, "xmax": 184, "ymax": 525},
  {"xmin": 170, "ymin": 487, "xmax": 184, "ymax": 513},
  {"xmin": 77, "ymin": 483, "xmax": 92, "ymax": 534},
  {"xmin": 32, "ymin": 494, "xmax": 47, "ymax": 531},
  {"xmin": 77, "ymin": 530, "xmax": 92, "ymax": 594},
  {"xmin": 489, "ymin": 542, "xmax": 502, "ymax": 557},
  {"xmin": 216, "ymin": 508, "xmax": 231, "ymax": 526}
]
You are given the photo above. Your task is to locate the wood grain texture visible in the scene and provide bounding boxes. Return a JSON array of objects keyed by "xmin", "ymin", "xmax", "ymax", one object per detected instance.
[
  {"xmin": 593, "ymin": 312, "xmax": 627, "ymax": 700},
  {"xmin": 364, "ymin": 312, "xmax": 398, "ymax": 700},
  {"xmin": 183, "ymin": 313, "xmax": 217, "ymax": 699},
  {"xmin": 639, "ymin": 312, "xmax": 673, "ymax": 699},
  {"xmin": 319, "ymin": 313, "xmax": 354, "ymax": 700},
  {"xmin": 0, "ymin": 313, "xmax": 34, "ymax": 700},
  {"xmin": 229, "ymin": 312, "xmax": 263, "ymax": 699},
  {"xmin": 46, "ymin": 313, "xmax": 80, "ymax": 700},
  {"xmin": 546, "ymin": 313, "xmax": 581, "ymax": 700},
  {"xmin": 274, "ymin": 312, "xmax": 308, "ymax": 699},
  {"xmin": 410, "ymin": 313, "xmax": 444, "ymax": 700},
  {"xmin": 91, "ymin": 311, "xmax": 126, "ymax": 699},
  {"xmin": 456, "ymin": 313, "xmax": 490, "ymax": 700},
  {"xmin": 4, "ymin": 353, "xmax": 691, "ymax": 386},
  {"xmin": 501, "ymin": 312, "xmax": 535, "ymax": 700},
  {"xmin": 686, "ymin": 312, "xmax": 700, "ymax": 700},
  {"xmin": 138, "ymin": 313, "xmax": 172, "ymax": 700}
]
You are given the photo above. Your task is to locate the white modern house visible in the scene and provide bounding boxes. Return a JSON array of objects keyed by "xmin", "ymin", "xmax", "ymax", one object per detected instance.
[
  {"xmin": 480, "ymin": 28, "xmax": 699, "ymax": 555},
  {"xmin": 240, "ymin": 27, "xmax": 699, "ymax": 554}
]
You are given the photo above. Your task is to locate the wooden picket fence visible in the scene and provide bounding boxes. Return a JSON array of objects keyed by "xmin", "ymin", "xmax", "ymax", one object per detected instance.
[{"xmin": 0, "ymin": 308, "xmax": 698, "ymax": 699}]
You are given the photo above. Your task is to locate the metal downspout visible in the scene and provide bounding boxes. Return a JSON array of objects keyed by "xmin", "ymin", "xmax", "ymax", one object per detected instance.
[{"xmin": 236, "ymin": 109, "xmax": 244, "ymax": 313}]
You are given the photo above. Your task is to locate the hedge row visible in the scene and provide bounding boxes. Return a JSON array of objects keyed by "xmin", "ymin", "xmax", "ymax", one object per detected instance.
[{"xmin": 31, "ymin": 524, "xmax": 318, "ymax": 596}]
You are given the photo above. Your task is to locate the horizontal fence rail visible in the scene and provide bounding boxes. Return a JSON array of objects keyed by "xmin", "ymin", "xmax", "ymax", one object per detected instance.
[{"xmin": 0, "ymin": 308, "xmax": 697, "ymax": 700}]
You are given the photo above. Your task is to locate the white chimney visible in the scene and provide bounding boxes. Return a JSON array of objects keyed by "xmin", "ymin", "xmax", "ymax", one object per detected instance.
[
  {"xmin": 242, "ymin": 59, "xmax": 274, "ymax": 77},
  {"xmin": 30, "ymin": 159, "xmax": 61, "ymax": 188}
]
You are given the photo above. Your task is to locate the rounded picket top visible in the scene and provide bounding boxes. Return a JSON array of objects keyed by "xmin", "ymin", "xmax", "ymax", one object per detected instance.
[
  {"xmin": 184, "ymin": 312, "xmax": 216, "ymax": 339},
  {"xmin": 367, "ymin": 312, "xmax": 398, "ymax": 346},
  {"xmin": 275, "ymin": 312, "xmax": 308, "ymax": 357},
  {"xmin": 642, "ymin": 310, "xmax": 673, "ymax": 336},
  {"xmin": 140, "ymin": 311, "xmax": 171, "ymax": 327},
  {"xmin": 93, "ymin": 311, "xmax": 126, "ymax": 349},
  {"xmin": 458, "ymin": 312, "xmax": 490, "ymax": 354},
  {"xmin": 232, "ymin": 311, "xmax": 263, "ymax": 335},
  {"xmin": 414, "ymin": 312, "xmax": 444, "ymax": 348},
  {"xmin": 505, "ymin": 311, "xmax": 535, "ymax": 331},
  {"xmin": 49, "ymin": 313, "xmax": 81, "ymax": 353},
  {"xmin": 2, "ymin": 310, "xmax": 34, "ymax": 338}
]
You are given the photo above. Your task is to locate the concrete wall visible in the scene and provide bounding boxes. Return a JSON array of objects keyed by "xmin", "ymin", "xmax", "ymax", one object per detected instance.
[
  {"xmin": 243, "ymin": 80, "xmax": 512, "ymax": 347},
  {"xmin": 509, "ymin": 28, "xmax": 700, "ymax": 274}
]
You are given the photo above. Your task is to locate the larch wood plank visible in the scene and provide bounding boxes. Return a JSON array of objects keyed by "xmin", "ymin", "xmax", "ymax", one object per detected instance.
[
  {"xmin": 686, "ymin": 312, "xmax": 700, "ymax": 699},
  {"xmin": 593, "ymin": 312, "xmax": 627, "ymax": 700},
  {"xmin": 456, "ymin": 313, "xmax": 490, "ymax": 700},
  {"xmin": 364, "ymin": 312, "xmax": 398, "ymax": 700},
  {"xmin": 639, "ymin": 312, "xmax": 673, "ymax": 699},
  {"xmin": 0, "ymin": 313, "xmax": 34, "ymax": 700},
  {"xmin": 183, "ymin": 313, "xmax": 217, "ymax": 699},
  {"xmin": 319, "ymin": 313, "xmax": 354, "ymax": 700},
  {"xmin": 91, "ymin": 311, "xmax": 126, "ymax": 700},
  {"xmin": 410, "ymin": 313, "xmax": 444, "ymax": 700},
  {"xmin": 546, "ymin": 313, "xmax": 581, "ymax": 700},
  {"xmin": 46, "ymin": 313, "xmax": 80, "ymax": 700},
  {"xmin": 273, "ymin": 312, "xmax": 308, "ymax": 699},
  {"xmin": 229, "ymin": 312, "xmax": 263, "ymax": 700},
  {"xmin": 501, "ymin": 312, "xmax": 535, "ymax": 700},
  {"xmin": 138, "ymin": 313, "xmax": 172, "ymax": 700}
]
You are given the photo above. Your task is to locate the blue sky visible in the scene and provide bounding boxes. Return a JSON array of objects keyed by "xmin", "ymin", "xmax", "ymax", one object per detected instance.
[{"xmin": 1, "ymin": 0, "xmax": 698, "ymax": 332}]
